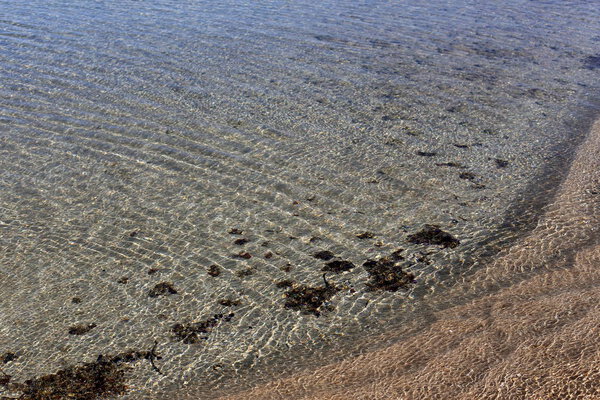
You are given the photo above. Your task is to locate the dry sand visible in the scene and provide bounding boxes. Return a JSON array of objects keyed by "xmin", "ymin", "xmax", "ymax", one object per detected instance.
[{"xmin": 218, "ymin": 119, "xmax": 600, "ymax": 400}]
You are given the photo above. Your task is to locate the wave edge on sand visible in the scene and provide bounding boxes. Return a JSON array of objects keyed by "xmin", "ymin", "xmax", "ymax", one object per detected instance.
[{"xmin": 217, "ymin": 119, "xmax": 600, "ymax": 400}]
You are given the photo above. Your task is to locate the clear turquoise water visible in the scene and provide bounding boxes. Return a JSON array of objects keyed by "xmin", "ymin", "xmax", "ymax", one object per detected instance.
[{"xmin": 0, "ymin": 1, "xmax": 599, "ymax": 398}]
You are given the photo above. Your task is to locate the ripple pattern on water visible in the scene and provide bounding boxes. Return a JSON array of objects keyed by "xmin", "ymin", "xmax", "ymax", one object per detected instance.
[{"xmin": 0, "ymin": 0, "xmax": 599, "ymax": 398}]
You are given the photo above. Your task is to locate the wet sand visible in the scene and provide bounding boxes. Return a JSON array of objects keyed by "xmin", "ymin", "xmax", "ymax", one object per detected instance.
[{"xmin": 219, "ymin": 119, "xmax": 600, "ymax": 399}]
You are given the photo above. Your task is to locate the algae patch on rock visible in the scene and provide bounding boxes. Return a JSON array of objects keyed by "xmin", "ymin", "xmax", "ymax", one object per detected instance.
[
  {"xmin": 0, "ymin": 346, "xmax": 161, "ymax": 400},
  {"xmin": 171, "ymin": 313, "xmax": 235, "ymax": 344},
  {"xmin": 363, "ymin": 249, "xmax": 415, "ymax": 292},
  {"xmin": 277, "ymin": 277, "xmax": 339, "ymax": 317}
]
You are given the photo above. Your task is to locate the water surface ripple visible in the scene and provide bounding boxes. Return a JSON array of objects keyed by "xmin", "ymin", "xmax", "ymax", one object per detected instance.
[{"xmin": 0, "ymin": 1, "xmax": 599, "ymax": 398}]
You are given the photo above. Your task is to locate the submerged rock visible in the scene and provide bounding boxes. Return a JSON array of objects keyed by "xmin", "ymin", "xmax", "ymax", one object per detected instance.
[
  {"xmin": 313, "ymin": 250, "xmax": 335, "ymax": 261},
  {"xmin": 355, "ymin": 231, "xmax": 375, "ymax": 239},
  {"xmin": 1, "ymin": 351, "xmax": 18, "ymax": 364},
  {"xmin": 407, "ymin": 225, "xmax": 460, "ymax": 248},
  {"xmin": 207, "ymin": 265, "xmax": 221, "ymax": 277},
  {"xmin": 68, "ymin": 323, "xmax": 97, "ymax": 336}
]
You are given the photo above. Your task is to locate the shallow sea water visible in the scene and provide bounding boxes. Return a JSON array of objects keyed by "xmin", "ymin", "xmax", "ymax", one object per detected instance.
[{"xmin": 0, "ymin": 1, "xmax": 599, "ymax": 399}]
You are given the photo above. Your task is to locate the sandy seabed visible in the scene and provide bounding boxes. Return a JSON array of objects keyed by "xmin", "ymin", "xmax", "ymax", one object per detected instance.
[{"xmin": 219, "ymin": 119, "xmax": 600, "ymax": 400}]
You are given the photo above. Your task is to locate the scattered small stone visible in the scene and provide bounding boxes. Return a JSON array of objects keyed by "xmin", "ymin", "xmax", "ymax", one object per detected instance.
[
  {"xmin": 147, "ymin": 268, "xmax": 159, "ymax": 275},
  {"xmin": 494, "ymin": 158, "xmax": 509, "ymax": 168},
  {"xmin": 261, "ymin": 241, "xmax": 270, "ymax": 247},
  {"xmin": 356, "ymin": 231, "xmax": 375, "ymax": 239},
  {"xmin": 233, "ymin": 251, "xmax": 252, "ymax": 259},
  {"xmin": 148, "ymin": 282, "xmax": 178, "ymax": 298},
  {"xmin": 171, "ymin": 313, "xmax": 235, "ymax": 344},
  {"xmin": 313, "ymin": 250, "xmax": 335, "ymax": 261},
  {"xmin": 71, "ymin": 297, "xmax": 82, "ymax": 304},
  {"xmin": 264, "ymin": 251, "xmax": 273, "ymax": 259},
  {"xmin": 416, "ymin": 151, "xmax": 437, "ymax": 157},
  {"xmin": 207, "ymin": 265, "xmax": 221, "ymax": 277},
  {"xmin": 435, "ymin": 162, "xmax": 464, "ymax": 168},
  {"xmin": 229, "ymin": 228, "xmax": 243, "ymax": 235},
  {"xmin": 68, "ymin": 323, "xmax": 97, "ymax": 335},
  {"xmin": 280, "ymin": 264, "xmax": 293, "ymax": 272},
  {"xmin": 322, "ymin": 260, "xmax": 355, "ymax": 273},
  {"xmin": 235, "ymin": 268, "xmax": 254, "ymax": 278},
  {"xmin": 1, "ymin": 352, "xmax": 17, "ymax": 364},
  {"xmin": 407, "ymin": 225, "xmax": 460, "ymax": 248},
  {"xmin": 459, "ymin": 172, "xmax": 477, "ymax": 181},
  {"xmin": 219, "ymin": 299, "xmax": 241, "ymax": 307},
  {"xmin": 129, "ymin": 231, "xmax": 138, "ymax": 238},
  {"xmin": 234, "ymin": 238, "xmax": 249, "ymax": 246},
  {"xmin": 117, "ymin": 277, "xmax": 129, "ymax": 284}
]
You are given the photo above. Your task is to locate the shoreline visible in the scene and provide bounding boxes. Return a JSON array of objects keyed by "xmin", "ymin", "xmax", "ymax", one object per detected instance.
[{"xmin": 216, "ymin": 117, "xmax": 600, "ymax": 399}]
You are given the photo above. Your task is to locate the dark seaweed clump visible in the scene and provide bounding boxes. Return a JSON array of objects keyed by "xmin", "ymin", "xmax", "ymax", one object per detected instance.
[
  {"xmin": 14, "ymin": 360, "xmax": 126, "ymax": 400},
  {"xmin": 322, "ymin": 260, "xmax": 355, "ymax": 273},
  {"xmin": 407, "ymin": 225, "xmax": 460, "ymax": 248},
  {"xmin": 148, "ymin": 282, "xmax": 178, "ymax": 298},
  {"xmin": 279, "ymin": 277, "xmax": 338, "ymax": 317},
  {"xmin": 171, "ymin": 313, "xmax": 235, "ymax": 344},
  {"xmin": 363, "ymin": 250, "xmax": 415, "ymax": 292},
  {"xmin": 234, "ymin": 238, "xmax": 249, "ymax": 245},
  {"xmin": 2, "ymin": 345, "xmax": 161, "ymax": 400}
]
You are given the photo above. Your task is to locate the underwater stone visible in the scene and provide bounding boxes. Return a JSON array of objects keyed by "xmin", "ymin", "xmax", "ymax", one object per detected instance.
[
  {"xmin": 322, "ymin": 260, "xmax": 355, "ymax": 273},
  {"xmin": 407, "ymin": 225, "xmax": 460, "ymax": 248}
]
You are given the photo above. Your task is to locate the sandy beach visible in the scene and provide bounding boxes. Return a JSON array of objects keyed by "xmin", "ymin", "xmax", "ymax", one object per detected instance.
[{"xmin": 218, "ymin": 118, "xmax": 600, "ymax": 399}]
